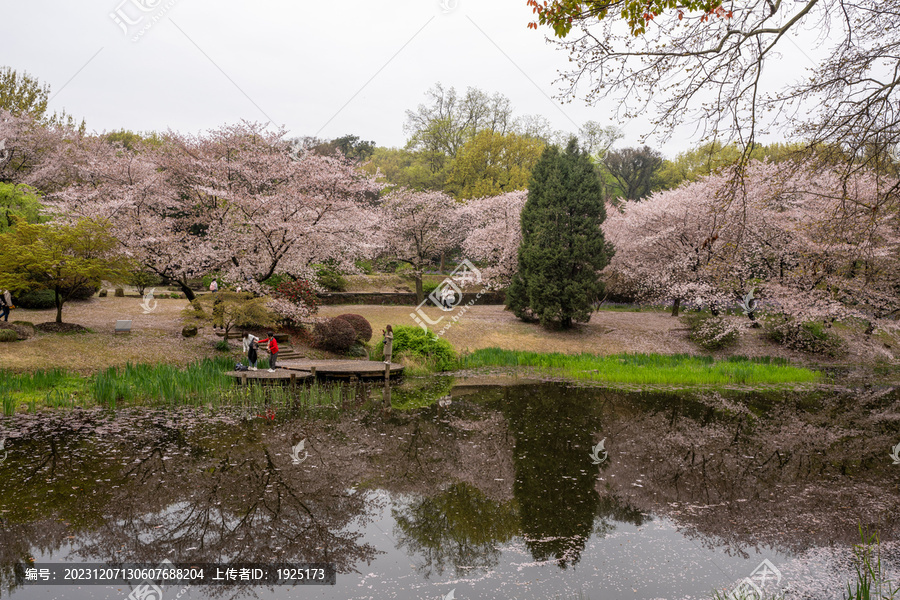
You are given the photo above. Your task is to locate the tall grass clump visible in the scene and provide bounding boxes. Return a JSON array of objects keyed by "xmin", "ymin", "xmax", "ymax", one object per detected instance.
[
  {"xmin": 845, "ymin": 526, "xmax": 898, "ymax": 600},
  {"xmin": 456, "ymin": 348, "xmax": 820, "ymax": 386},
  {"xmin": 91, "ymin": 357, "xmax": 235, "ymax": 406}
]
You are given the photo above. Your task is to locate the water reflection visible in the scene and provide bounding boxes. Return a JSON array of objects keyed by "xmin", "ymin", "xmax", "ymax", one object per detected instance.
[{"xmin": 0, "ymin": 381, "xmax": 897, "ymax": 598}]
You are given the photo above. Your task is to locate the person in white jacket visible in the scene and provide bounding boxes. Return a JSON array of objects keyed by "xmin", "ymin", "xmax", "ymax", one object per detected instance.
[{"xmin": 242, "ymin": 333, "xmax": 259, "ymax": 371}]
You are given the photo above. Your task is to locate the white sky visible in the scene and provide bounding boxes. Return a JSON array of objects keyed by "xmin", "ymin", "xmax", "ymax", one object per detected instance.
[{"xmin": 0, "ymin": 0, "xmax": 823, "ymax": 158}]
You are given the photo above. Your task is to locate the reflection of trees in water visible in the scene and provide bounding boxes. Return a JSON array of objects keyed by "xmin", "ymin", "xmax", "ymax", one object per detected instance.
[
  {"xmin": 1, "ymin": 384, "xmax": 898, "ymax": 594},
  {"xmin": 393, "ymin": 482, "xmax": 518, "ymax": 578},
  {"xmin": 0, "ymin": 409, "xmax": 381, "ymax": 599},
  {"xmin": 595, "ymin": 387, "xmax": 900, "ymax": 556},
  {"xmin": 502, "ymin": 384, "xmax": 638, "ymax": 568}
]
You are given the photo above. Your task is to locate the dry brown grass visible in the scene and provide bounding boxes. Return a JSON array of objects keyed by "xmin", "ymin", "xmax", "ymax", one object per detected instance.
[
  {"xmin": 1, "ymin": 296, "xmax": 896, "ymax": 375},
  {"xmin": 0, "ymin": 295, "xmax": 221, "ymax": 374}
]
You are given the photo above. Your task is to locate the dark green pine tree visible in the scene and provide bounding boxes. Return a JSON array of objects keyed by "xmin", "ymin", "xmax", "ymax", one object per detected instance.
[{"xmin": 506, "ymin": 139, "xmax": 612, "ymax": 329}]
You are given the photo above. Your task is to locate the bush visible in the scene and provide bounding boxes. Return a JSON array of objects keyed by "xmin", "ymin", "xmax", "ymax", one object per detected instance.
[
  {"xmin": 766, "ymin": 318, "xmax": 847, "ymax": 357},
  {"xmin": 14, "ymin": 289, "xmax": 56, "ymax": 309},
  {"xmin": 373, "ymin": 325, "xmax": 457, "ymax": 370},
  {"xmin": 129, "ymin": 270, "xmax": 160, "ymax": 295},
  {"xmin": 215, "ymin": 340, "xmax": 231, "ymax": 352},
  {"xmin": 114, "ymin": 288, "xmax": 125, "ymax": 297},
  {"xmin": 0, "ymin": 322, "xmax": 32, "ymax": 339},
  {"xmin": 422, "ymin": 281, "xmax": 440, "ymax": 296},
  {"xmin": 64, "ymin": 283, "xmax": 100, "ymax": 300},
  {"xmin": 98, "ymin": 289, "xmax": 108, "ymax": 297},
  {"xmin": 683, "ymin": 314, "xmax": 741, "ymax": 351},
  {"xmin": 275, "ymin": 279, "xmax": 319, "ymax": 314},
  {"xmin": 313, "ymin": 317, "xmax": 358, "ymax": 353},
  {"xmin": 314, "ymin": 262, "xmax": 348, "ymax": 292},
  {"xmin": 0, "ymin": 329, "xmax": 18, "ymax": 342},
  {"xmin": 355, "ymin": 259, "xmax": 374, "ymax": 275},
  {"xmin": 182, "ymin": 325, "xmax": 198, "ymax": 338},
  {"xmin": 334, "ymin": 314, "xmax": 373, "ymax": 342}
]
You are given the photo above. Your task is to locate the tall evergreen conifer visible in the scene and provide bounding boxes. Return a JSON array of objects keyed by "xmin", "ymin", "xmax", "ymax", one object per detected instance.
[{"xmin": 506, "ymin": 139, "xmax": 612, "ymax": 329}]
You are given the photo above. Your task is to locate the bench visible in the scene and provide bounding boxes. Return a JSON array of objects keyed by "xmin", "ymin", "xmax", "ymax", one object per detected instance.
[{"xmin": 115, "ymin": 320, "xmax": 132, "ymax": 334}]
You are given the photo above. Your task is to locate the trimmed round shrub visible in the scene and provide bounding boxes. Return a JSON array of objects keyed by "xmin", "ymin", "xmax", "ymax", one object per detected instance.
[
  {"xmin": 14, "ymin": 289, "xmax": 56, "ymax": 309},
  {"xmin": 373, "ymin": 325, "xmax": 457, "ymax": 370},
  {"xmin": 98, "ymin": 289, "xmax": 108, "ymax": 297},
  {"xmin": 114, "ymin": 288, "xmax": 125, "ymax": 297},
  {"xmin": 0, "ymin": 329, "xmax": 20, "ymax": 342},
  {"xmin": 314, "ymin": 317, "xmax": 358, "ymax": 353},
  {"xmin": 182, "ymin": 325, "xmax": 198, "ymax": 338},
  {"xmin": 765, "ymin": 318, "xmax": 846, "ymax": 357},
  {"xmin": 683, "ymin": 314, "xmax": 741, "ymax": 351},
  {"xmin": 335, "ymin": 313, "xmax": 373, "ymax": 342}
]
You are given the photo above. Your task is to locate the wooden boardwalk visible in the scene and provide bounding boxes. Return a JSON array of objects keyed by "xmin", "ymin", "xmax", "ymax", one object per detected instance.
[
  {"xmin": 279, "ymin": 359, "xmax": 404, "ymax": 379},
  {"xmin": 224, "ymin": 361, "xmax": 402, "ymax": 383},
  {"xmin": 225, "ymin": 370, "xmax": 314, "ymax": 384}
]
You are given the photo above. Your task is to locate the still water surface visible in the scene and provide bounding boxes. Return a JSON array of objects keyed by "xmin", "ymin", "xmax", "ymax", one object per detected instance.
[{"xmin": 1, "ymin": 379, "xmax": 898, "ymax": 599}]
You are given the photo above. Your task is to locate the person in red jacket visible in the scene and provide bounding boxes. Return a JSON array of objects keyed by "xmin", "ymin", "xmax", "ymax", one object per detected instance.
[{"xmin": 258, "ymin": 332, "xmax": 279, "ymax": 372}]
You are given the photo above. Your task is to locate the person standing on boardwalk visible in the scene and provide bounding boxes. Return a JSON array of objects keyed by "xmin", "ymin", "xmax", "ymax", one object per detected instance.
[
  {"xmin": 243, "ymin": 332, "xmax": 259, "ymax": 371},
  {"xmin": 382, "ymin": 324, "xmax": 393, "ymax": 365},
  {"xmin": 0, "ymin": 290, "xmax": 11, "ymax": 322},
  {"xmin": 258, "ymin": 332, "xmax": 279, "ymax": 372}
]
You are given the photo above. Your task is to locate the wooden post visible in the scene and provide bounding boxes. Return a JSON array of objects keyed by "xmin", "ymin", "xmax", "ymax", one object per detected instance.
[
  {"xmin": 241, "ymin": 373, "xmax": 247, "ymax": 387},
  {"xmin": 310, "ymin": 366, "xmax": 317, "ymax": 378},
  {"xmin": 290, "ymin": 373, "xmax": 296, "ymax": 391},
  {"xmin": 382, "ymin": 363, "xmax": 392, "ymax": 412}
]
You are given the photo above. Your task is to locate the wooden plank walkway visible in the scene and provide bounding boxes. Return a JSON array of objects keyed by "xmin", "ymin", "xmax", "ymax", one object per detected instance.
[
  {"xmin": 279, "ymin": 359, "xmax": 404, "ymax": 379},
  {"xmin": 225, "ymin": 370, "xmax": 314, "ymax": 384}
]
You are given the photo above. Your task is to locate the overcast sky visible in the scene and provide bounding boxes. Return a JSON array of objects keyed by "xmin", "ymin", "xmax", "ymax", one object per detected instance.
[{"xmin": 0, "ymin": 0, "xmax": 821, "ymax": 157}]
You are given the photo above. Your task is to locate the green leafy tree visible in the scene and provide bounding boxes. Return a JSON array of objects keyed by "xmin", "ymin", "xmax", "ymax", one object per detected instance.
[
  {"xmin": 601, "ymin": 145, "xmax": 665, "ymax": 200},
  {"xmin": 445, "ymin": 131, "xmax": 545, "ymax": 199},
  {"xmin": 312, "ymin": 134, "xmax": 376, "ymax": 162},
  {"xmin": 0, "ymin": 183, "xmax": 44, "ymax": 232},
  {"xmin": 182, "ymin": 291, "xmax": 277, "ymax": 342},
  {"xmin": 0, "ymin": 219, "xmax": 130, "ymax": 323},
  {"xmin": 506, "ymin": 140, "xmax": 612, "ymax": 329},
  {"xmin": 0, "ymin": 66, "xmax": 49, "ymax": 119}
]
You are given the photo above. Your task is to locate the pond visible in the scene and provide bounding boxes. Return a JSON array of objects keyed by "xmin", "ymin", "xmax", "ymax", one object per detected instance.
[{"xmin": 0, "ymin": 377, "xmax": 898, "ymax": 599}]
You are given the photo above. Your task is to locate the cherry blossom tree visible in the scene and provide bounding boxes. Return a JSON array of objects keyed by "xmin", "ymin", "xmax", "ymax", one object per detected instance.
[
  {"xmin": 460, "ymin": 191, "xmax": 527, "ymax": 286},
  {"xmin": 603, "ymin": 160, "xmax": 900, "ymax": 328},
  {"xmin": 378, "ymin": 188, "xmax": 465, "ymax": 302},
  {"xmin": 167, "ymin": 122, "xmax": 382, "ymax": 290}
]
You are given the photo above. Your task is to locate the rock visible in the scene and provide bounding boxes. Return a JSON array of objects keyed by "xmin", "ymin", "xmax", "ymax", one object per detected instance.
[{"xmin": 182, "ymin": 325, "xmax": 198, "ymax": 338}]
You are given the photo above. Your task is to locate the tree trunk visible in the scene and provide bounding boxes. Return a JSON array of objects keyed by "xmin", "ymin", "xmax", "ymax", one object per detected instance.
[
  {"xmin": 439, "ymin": 252, "xmax": 446, "ymax": 274},
  {"xmin": 55, "ymin": 289, "xmax": 63, "ymax": 323},
  {"xmin": 415, "ymin": 271, "xmax": 424, "ymax": 304},
  {"xmin": 671, "ymin": 297, "xmax": 681, "ymax": 317},
  {"xmin": 179, "ymin": 281, "xmax": 196, "ymax": 302}
]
